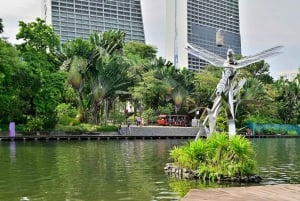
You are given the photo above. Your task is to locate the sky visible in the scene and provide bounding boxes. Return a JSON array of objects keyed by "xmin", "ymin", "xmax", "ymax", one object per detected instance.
[{"xmin": 0, "ymin": 0, "xmax": 299, "ymax": 79}]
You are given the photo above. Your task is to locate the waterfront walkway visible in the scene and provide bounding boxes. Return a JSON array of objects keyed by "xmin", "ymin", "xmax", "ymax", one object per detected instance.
[
  {"xmin": 0, "ymin": 126, "xmax": 299, "ymax": 141},
  {"xmin": 0, "ymin": 126, "xmax": 200, "ymax": 141},
  {"xmin": 181, "ymin": 184, "xmax": 300, "ymax": 201}
]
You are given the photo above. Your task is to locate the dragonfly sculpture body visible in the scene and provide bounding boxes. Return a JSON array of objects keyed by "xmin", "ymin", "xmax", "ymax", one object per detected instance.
[{"xmin": 186, "ymin": 43, "xmax": 283, "ymax": 139}]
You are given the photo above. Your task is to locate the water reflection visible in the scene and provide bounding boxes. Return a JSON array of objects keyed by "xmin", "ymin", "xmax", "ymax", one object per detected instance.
[
  {"xmin": 9, "ymin": 141, "xmax": 16, "ymax": 162},
  {"xmin": 0, "ymin": 140, "xmax": 187, "ymax": 201},
  {"xmin": 0, "ymin": 138, "xmax": 299, "ymax": 201},
  {"xmin": 252, "ymin": 138, "xmax": 300, "ymax": 185}
]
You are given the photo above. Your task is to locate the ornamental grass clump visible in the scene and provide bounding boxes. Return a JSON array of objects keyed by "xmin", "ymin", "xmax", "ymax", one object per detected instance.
[{"xmin": 169, "ymin": 132, "xmax": 257, "ymax": 181}]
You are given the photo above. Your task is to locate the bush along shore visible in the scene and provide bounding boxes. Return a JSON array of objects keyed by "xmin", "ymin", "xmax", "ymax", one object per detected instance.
[
  {"xmin": 0, "ymin": 123, "xmax": 118, "ymax": 136},
  {"xmin": 165, "ymin": 132, "xmax": 262, "ymax": 183}
]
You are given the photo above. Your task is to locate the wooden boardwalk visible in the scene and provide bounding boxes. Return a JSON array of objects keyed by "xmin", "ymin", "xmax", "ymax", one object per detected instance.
[{"xmin": 181, "ymin": 184, "xmax": 300, "ymax": 201}]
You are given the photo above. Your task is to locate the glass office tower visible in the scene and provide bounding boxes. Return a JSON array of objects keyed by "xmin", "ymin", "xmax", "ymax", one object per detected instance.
[
  {"xmin": 166, "ymin": 0, "xmax": 241, "ymax": 71},
  {"xmin": 42, "ymin": 0, "xmax": 145, "ymax": 44}
]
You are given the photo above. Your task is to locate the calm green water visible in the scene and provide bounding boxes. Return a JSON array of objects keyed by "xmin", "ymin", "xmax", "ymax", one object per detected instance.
[
  {"xmin": 0, "ymin": 138, "xmax": 299, "ymax": 201},
  {"xmin": 252, "ymin": 138, "xmax": 300, "ymax": 185}
]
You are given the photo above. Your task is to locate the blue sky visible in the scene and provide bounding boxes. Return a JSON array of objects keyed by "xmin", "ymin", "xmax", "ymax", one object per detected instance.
[{"xmin": 1, "ymin": 0, "xmax": 299, "ymax": 79}]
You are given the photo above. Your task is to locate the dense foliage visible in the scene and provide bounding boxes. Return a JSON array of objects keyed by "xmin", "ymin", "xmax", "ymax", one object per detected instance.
[
  {"xmin": 0, "ymin": 18, "xmax": 299, "ymax": 133},
  {"xmin": 170, "ymin": 133, "xmax": 257, "ymax": 180}
]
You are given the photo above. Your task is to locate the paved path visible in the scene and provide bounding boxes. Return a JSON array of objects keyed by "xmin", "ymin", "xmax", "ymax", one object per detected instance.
[
  {"xmin": 120, "ymin": 125, "xmax": 199, "ymax": 136},
  {"xmin": 181, "ymin": 184, "xmax": 300, "ymax": 201},
  {"xmin": 0, "ymin": 126, "xmax": 201, "ymax": 141}
]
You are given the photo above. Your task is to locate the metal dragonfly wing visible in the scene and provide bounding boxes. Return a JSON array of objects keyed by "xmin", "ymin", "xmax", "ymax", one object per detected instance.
[
  {"xmin": 234, "ymin": 45, "xmax": 283, "ymax": 68},
  {"xmin": 186, "ymin": 43, "xmax": 283, "ymax": 69},
  {"xmin": 186, "ymin": 43, "xmax": 225, "ymax": 67}
]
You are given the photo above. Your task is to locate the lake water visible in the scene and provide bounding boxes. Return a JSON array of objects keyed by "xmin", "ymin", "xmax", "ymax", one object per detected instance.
[{"xmin": 0, "ymin": 138, "xmax": 299, "ymax": 201}]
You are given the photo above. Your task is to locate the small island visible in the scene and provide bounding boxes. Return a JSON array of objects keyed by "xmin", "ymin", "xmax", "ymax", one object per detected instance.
[{"xmin": 165, "ymin": 132, "xmax": 262, "ymax": 183}]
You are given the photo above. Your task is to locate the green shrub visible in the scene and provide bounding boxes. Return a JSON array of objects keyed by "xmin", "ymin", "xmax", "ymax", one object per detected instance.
[
  {"xmin": 54, "ymin": 124, "xmax": 118, "ymax": 133},
  {"xmin": 262, "ymin": 127, "xmax": 274, "ymax": 135},
  {"xmin": 25, "ymin": 116, "xmax": 44, "ymax": 133},
  {"xmin": 244, "ymin": 115, "xmax": 282, "ymax": 124},
  {"xmin": 254, "ymin": 128, "xmax": 260, "ymax": 135},
  {"xmin": 15, "ymin": 124, "xmax": 26, "ymax": 132},
  {"xmin": 0, "ymin": 124, "xmax": 26, "ymax": 132},
  {"xmin": 109, "ymin": 111, "xmax": 126, "ymax": 125},
  {"xmin": 170, "ymin": 132, "xmax": 257, "ymax": 181},
  {"xmin": 142, "ymin": 108, "xmax": 156, "ymax": 125},
  {"xmin": 262, "ymin": 127, "xmax": 288, "ymax": 135},
  {"xmin": 55, "ymin": 103, "xmax": 79, "ymax": 125},
  {"xmin": 278, "ymin": 128, "xmax": 288, "ymax": 135},
  {"xmin": 288, "ymin": 130, "xmax": 298, "ymax": 136},
  {"xmin": 216, "ymin": 115, "xmax": 227, "ymax": 132},
  {"xmin": 43, "ymin": 113, "xmax": 58, "ymax": 129},
  {"xmin": 96, "ymin": 125, "xmax": 118, "ymax": 132},
  {"xmin": 0, "ymin": 124, "xmax": 9, "ymax": 132},
  {"xmin": 170, "ymin": 139, "xmax": 207, "ymax": 170}
]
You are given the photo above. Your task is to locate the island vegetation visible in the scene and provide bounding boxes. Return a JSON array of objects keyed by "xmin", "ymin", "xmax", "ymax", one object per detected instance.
[{"xmin": 166, "ymin": 132, "xmax": 260, "ymax": 182}]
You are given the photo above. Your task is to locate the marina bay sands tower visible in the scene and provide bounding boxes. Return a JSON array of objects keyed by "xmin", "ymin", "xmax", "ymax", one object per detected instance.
[
  {"xmin": 42, "ymin": 0, "xmax": 145, "ymax": 44},
  {"xmin": 166, "ymin": 0, "xmax": 241, "ymax": 71}
]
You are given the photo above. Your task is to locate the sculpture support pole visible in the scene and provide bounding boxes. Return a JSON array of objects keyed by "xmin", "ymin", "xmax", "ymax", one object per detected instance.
[
  {"xmin": 228, "ymin": 119, "xmax": 236, "ymax": 136},
  {"xmin": 195, "ymin": 93, "xmax": 222, "ymax": 139},
  {"xmin": 227, "ymin": 78, "xmax": 236, "ymax": 136},
  {"xmin": 195, "ymin": 69, "xmax": 238, "ymax": 139}
]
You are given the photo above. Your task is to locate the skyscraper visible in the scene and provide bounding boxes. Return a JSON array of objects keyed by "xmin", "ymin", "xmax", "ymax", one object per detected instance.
[
  {"xmin": 166, "ymin": 0, "xmax": 241, "ymax": 71},
  {"xmin": 42, "ymin": 0, "xmax": 145, "ymax": 44}
]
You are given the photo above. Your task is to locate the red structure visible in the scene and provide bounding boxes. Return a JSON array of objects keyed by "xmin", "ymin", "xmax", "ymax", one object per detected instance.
[{"xmin": 157, "ymin": 114, "xmax": 189, "ymax": 127}]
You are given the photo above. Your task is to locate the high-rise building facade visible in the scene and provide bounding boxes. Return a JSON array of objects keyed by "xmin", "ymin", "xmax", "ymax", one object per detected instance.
[
  {"xmin": 166, "ymin": 0, "xmax": 241, "ymax": 71},
  {"xmin": 42, "ymin": 0, "xmax": 145, "ymax": 44}
]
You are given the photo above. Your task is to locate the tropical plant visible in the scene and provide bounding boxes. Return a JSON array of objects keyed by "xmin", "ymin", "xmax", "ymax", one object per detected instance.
[
  {"xmin": 170, "ymin": 132, "xmax": 257, "ymax": 181},
  {"xmin": 55, "ymin": 103, "xmax": 79, "ymax": 125},
  {"xmin": 131, "ymin": 56, "xmax": 196, "ymax": 116},
  {"xmin": 274, "ymin": 74, "xmax": 300, "ymax": 124},
  {"xmin": 235, "ymin": 77, "xmax": 274, "ymax": 127},
  {"xmin": 60, "ymin": 30, "xmax": 134, "ymax": 125}
]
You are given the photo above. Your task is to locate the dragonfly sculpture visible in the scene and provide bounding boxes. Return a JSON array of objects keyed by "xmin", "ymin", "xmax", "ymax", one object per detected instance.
[{"xmin": 186, "ymin": 43, "xmax": 283, "ymax": 139}]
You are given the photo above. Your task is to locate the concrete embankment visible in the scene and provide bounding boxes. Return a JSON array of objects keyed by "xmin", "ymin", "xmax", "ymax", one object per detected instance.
[
  {"xmin": 120, "ymin": 125, "xmax": 199, "ymax": 137},
  {"xmin": 0, "ymin": 126, "xmax": 201, "ymax": 141}
]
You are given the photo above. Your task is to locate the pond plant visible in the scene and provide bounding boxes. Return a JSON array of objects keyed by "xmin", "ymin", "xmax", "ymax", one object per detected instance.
[{"xmin": 169, "ymin": 132, "xmax": 257, "ymax": 181}]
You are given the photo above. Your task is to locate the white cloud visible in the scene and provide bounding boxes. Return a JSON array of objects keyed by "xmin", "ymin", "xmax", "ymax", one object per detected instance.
[
  {"xmin": 0, "ymin": 0, "xmax": 41, "ymax": 43},
  {"xmin": 239, "ymin": 0, "xmax": 300, "ymax": 78}
]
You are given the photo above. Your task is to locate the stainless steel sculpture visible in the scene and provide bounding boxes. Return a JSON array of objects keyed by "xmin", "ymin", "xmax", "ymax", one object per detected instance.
[{"xmin": 186, "ymin": 43, "xmax": 283, "ymax": 139}]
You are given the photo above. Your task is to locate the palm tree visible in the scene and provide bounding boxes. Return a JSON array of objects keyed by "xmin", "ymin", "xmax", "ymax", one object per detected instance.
[
  {"xmin": 235, "ymin": 77, "xmax": 273, "ymax": 126},
  {"xmin": 67, "ymin": 56, "xmax": 89, "ymax": 122},
  {"xmin": 59, "ymin": 30, "xmax": 133, "ymax": 125},
  {"xmin": 59, "ymin": 38, "xmax": 94, "ymax": 123},
  {"xmin": 87, "ymin": 30, "xmax": 133, "ymax": 124},
  {"xmin": 88, "ymin": 53, "xmax": 132, "ymax": 124},
  {"xmin": 129, "ymin": 57, "xmax": 174, "ymax": 112}
]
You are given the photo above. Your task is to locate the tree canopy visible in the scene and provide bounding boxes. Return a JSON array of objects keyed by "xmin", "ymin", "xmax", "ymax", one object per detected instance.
[{"xmin": 0, "ymin": 17, "xmax": 299, "ymax": 132}]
